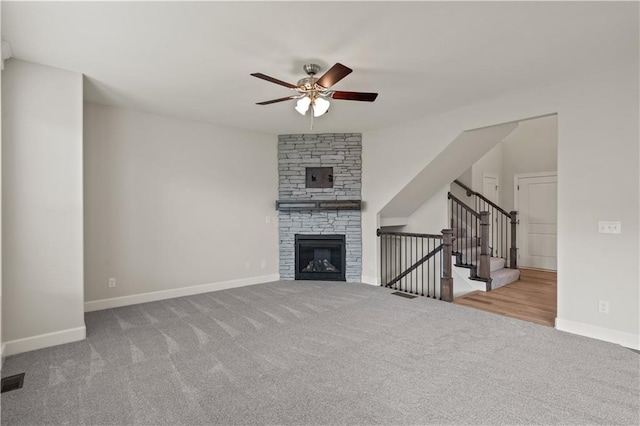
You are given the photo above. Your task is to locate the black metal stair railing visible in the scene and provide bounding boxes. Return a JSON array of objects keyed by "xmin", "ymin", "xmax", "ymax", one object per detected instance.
[
  {"xmin": 377, "ymin": 229, "xmax": 454, "ymax": 301},
  {"xmin": 448, "ymin": 192, "xmax": 481, "ymax": 275},
  {"xmin": 452, "ymin": 180, "xmax": 518, "ymax": 269}
]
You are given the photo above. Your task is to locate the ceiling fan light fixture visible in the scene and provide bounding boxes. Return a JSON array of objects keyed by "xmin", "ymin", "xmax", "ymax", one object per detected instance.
[
  {"xmin": 251, "ymin": 62, "xmax": 377, "ymax": 127},
  {"xmin": 295, "ymin": 96, "xmax": 311, "ymax": 115},
  {"xmin": 313, "ymin": 97, "xmax": 330, "ymax": 117}
]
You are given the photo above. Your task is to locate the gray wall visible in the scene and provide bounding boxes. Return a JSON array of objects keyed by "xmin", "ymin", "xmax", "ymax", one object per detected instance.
[
  {"xmin": 502, "ymin": 115, "xmax": 558, "ymax": 211},
  {"xmin": 362, "ymin": 64, "xmax": 639, "ymax": 347},
  {"xmin": 454, "ymin": 114, "xmax": 557, "ymax": 212},
  {"xmin": 83, "ymin": 103, "xmax": 278, "ymax": 303},
  {"xmin": 2, "ymin": 59, "xmax": 85, "ymax": 351},
  {"xmin": 278, "ymin": 134, "xmax": 362, "ymax": 282}
]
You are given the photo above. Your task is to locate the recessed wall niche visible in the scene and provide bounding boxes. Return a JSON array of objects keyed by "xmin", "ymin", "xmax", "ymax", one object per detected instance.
[{"xmin": 305, "ymin": 167, "xmax": 333, "ymax": 188}]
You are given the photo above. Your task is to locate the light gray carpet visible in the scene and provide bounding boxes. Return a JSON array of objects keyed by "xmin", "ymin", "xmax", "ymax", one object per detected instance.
[{"xmin": 1, "ymin": 280, "xmax": 638, "ymax": 425}]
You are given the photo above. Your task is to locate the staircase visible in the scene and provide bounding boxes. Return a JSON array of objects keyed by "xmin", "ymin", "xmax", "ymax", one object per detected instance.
[
  {"xmin": 449, "ymin": 180, "xmax": 520, "ymax": 291},
  {"xmin": 375, "ymin": 180, "xmax": 520, "ymax": 302}
]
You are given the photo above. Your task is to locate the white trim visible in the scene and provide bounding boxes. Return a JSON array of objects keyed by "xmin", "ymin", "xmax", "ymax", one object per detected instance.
[
  {"xmin": 361, "ymin": 275, "xmax": 379, "ymax": 286},
  {"xmin": 464, "ymin": 113, "xmax": 557, "ymax": 132},
  {"xmin": 514, "ymin": 170, "xmax": 558, "ymax": 179},
  {"xmin": 3, "ymin": 326, "xmax": 86, "ymax": 356},
  {"xmin": 84, "ymin": 274, "xmax": 280, "ymax": 312},
  {"xmin": 482, "ymin": 172, "xmax": 500, "ymax": 205},
  {"xmin": 379, "ymin": 217, "xmax": 408, "ymax": 227},
  {"xmin": 1, "ymin": 343, "xmax": 6, "ymax": 370},
  {"xmin": 482, "ymin": 172, "xmax": 499, "ymax": 180},
  {"xmin": 514, "ymin": 171, "xmax": 558, "ymax": 271},
  {"xmin": 513, "ymin": 171, "xmax": 558, "ymax": 211},
  {"xmin": 555, "ymin": 317, "xmax": 639, "ymax": 350}
]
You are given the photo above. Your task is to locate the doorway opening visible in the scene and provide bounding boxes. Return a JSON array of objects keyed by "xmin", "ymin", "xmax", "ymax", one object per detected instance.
[{"xmin": 453, "ymin": 114, "xmax": 558, "ymax": 326}]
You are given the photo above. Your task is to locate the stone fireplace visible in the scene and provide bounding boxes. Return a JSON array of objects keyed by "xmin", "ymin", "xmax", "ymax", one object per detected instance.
[{"xmin": 278, "ymin": 133, "xmax": 362, "ymax": 282}]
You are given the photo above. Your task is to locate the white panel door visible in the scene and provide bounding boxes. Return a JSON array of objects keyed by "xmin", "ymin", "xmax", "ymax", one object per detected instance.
[
  {"xmin": 482, "ymin": 174, "xmax": 499, "ymax": 204},
  {"xmin": 516, "ymin": 173, "xmax": 557, "ymax": 270}
]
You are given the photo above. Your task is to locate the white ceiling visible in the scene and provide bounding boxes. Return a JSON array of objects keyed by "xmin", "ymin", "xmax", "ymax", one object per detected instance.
[{"xmin": 2, "ymin": 1, "xmax": 638, "ymax": 134}]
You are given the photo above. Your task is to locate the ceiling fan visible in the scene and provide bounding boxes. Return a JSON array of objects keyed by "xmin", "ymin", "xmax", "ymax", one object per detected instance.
[{"xmin": 251, "ymin": 63, "xmax": 378, "ymax": 127}]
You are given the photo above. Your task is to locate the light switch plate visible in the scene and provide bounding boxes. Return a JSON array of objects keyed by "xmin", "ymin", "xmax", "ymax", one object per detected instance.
[{"xmin": 598, "ymin": 221, "xmax": 621, "ymax": 234}]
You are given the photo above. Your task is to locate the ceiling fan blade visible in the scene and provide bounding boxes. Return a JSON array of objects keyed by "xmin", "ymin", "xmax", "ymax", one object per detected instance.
[
  {"xmin": 331, "ymin": 91, "xmax": 378, "ymax": 102},
  {"xmin": 256, "ymin": 96, "xmax": 297, "ymax": 105},
  {"xmin": 250, "ymin": 73, "xmax": 298, "ymax": 89},
  {"xmin": 316, "ymin": 63, "xmax": 353, "ymax": 88}
]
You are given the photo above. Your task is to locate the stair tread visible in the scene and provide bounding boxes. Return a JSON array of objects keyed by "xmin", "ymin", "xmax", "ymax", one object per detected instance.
[
  {"xmin": 490, "ymin": 268, "xmax": 521, "ymax": 290},
  {"xmin": 491, "ymin": 268, "xmax": 520, "ymax": 277}
]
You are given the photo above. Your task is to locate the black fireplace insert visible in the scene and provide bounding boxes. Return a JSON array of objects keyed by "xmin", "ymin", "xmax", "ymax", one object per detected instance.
[{"xmin": 295, "ymin": 234, "xmax": 346, "ymax": 281}]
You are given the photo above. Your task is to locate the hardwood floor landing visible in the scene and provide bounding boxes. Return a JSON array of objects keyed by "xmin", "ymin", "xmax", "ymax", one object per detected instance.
[{"xmin": 454, "ymin": 268, "xmax": 557, "ymax": 326}]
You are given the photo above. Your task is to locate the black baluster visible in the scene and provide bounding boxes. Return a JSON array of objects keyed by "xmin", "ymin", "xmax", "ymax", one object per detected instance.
[
  {"xmin": 381, "ymin": 234, "xmax": 384, "ymax": 286},
  {"xmin": 478, "ymin": 216, "xmax": 480, "ymax": 271},
  {"xmin": 395, "ymin": 235, "xmax": 398, "ymax": 290},
  {"xmin": 466, "ymin": 209, "xmax": 469, "ymax": 266},
  {"xmin": 432, "ymin": 238, "xmax": 436, "ymax": 298},
  {"xmin": 491, "ymin": 208, "xmax": 494, "ymax": 256},
  {"xmin": 505, "ymin": 213, "xmax": 508, "ymax": 264},
  {"xmin": 383, "ymin": 233, "xmax": 386, "ymax": 286},
  {"xmin": 421, "ymin": 237, "xmax": 424, "ymax": 296},
  {"xmin": 403, "ymin": 235, "xmax": 407, "ymax": 292},
  {"xmin": 501, "ymin": 212, "xmax": 504, "ymax": 259},
  {"xmin": 473, "ymin": 215, "xmax": 476, "ymax": 272},
  {"xmin": 385, "ymin": 234, "xmax": 389, "ymax": 285},
  {"xmin": 428, "ymin": 238, "xmax": 432, "ymax": 297},
  {"xmin": 459, "ymin": 202, "xmax": 462, "ymax": 257},
  {"xmin": 397, "ymin": 235, "xmax": 400, "ymax": 290},
  {"xmin": 410, "ymin": 236, "xmax": 414, "ymax": 294}
]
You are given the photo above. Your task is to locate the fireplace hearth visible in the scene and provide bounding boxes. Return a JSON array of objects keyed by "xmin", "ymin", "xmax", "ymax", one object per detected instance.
[{"xmin": 295, "ymin": 235, "xmax": 346, "ymax": 281}]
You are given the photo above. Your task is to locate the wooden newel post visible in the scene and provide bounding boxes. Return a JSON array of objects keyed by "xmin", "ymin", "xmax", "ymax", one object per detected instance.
[
  {"xmin": 479, "ymin": 211, "xmax": 491, "ymax": 291},
  {"xmin": 440, "ymin": 229, "xmax": 454, "ymax": 302},
  {"xmin": 510, "ymin": 211, "xmax": 518, "ymax": 269}
]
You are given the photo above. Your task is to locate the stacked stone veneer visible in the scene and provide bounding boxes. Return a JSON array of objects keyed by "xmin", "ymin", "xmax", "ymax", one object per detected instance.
[{"xmin": 278, "ymin": 133, "xmax": 362, "ymax": 282}]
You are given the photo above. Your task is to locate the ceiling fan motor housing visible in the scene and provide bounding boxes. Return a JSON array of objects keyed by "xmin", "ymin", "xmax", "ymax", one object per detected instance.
[
  {"xmin": 303, "ymin": 63, "xmax": 321, "ymax": 76},
  {"xmin": 297, "ymin": 64, "xmax": 322, "ymax": 89},
  {"xmin": 296, "ymin": 76, "xmax": 319, "ymax": 88}
]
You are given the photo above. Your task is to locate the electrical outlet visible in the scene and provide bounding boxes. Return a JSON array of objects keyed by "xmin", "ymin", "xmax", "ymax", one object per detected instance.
[
  {"xmin": 245, "ymin": 261, "xmax": 251, "ymax": 270},
  {"xmin": 108, "ymin": 278, "xmax": 116, "ymax": 288},
  {"xmin": 261, "ymin": 259, "xmax": 267, "ymax": 268},
  {"xmin": 598, "ymin": 300, "xmax": 610, "ymax": 314},
  {"xmin": 598, "ymin": 221, "xmax": 621, "ymax": 234},
  {"xmin": 265, "ymin": 216, "xmax": 271, "ymax": 224}
]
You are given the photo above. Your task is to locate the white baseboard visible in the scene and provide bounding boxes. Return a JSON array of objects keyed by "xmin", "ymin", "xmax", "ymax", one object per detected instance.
[
  {"xmin": 1, "ymin": 343, "xmax": 6, "ymax": 370},
  {"xmin": 3, "ymin": 326, "xmax": 86, "ymax": 357},
  {"xmin": 84, "ymin": 274, "xmax": 280, "ymax": 312},
  {"xmin": 555, "ymin": 317, "xmax": 640, "ymax": 350},
  {"xmin": 361, "ymin": 275, "xmax": 379, "ymax": 286}
]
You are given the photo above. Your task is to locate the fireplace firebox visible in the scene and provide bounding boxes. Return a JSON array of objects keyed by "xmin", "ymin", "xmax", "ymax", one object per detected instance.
[{"xmin": 295, "ymin": 235, "xmax": 346, "ymax": 281}]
